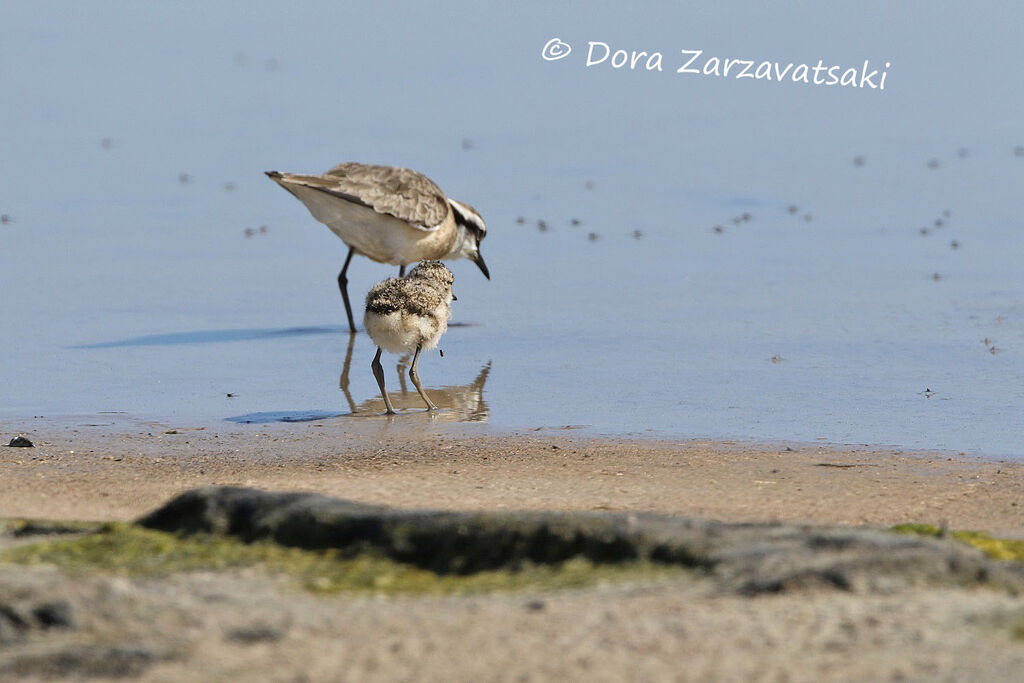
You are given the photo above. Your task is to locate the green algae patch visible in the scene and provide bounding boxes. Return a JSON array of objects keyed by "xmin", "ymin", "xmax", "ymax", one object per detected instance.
[
  {"xmin": 0, "ymin": 522, "xmax": 685, "ymax": 596},
  {"xmin": 890, "ymin": 524, "xmax": 1024, "ymax": 562},
  {"xmin": 1012, "ymin": 614, "xmax": 1024, "ymax": 642}
]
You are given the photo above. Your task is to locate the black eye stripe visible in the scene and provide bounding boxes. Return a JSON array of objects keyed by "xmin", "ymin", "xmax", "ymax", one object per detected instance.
[{"xmin": 451, "ymin": 203, "xmax": 485, "ymax": 238}]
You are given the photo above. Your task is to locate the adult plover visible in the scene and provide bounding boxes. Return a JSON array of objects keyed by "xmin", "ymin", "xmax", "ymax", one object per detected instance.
[
  {"xmin": 364, "ymin": 261, "xmax": 455, "ymax": 414},
  {"xmin": 265, "ymin": 163, "xmax": 488, "ymax": 333}
]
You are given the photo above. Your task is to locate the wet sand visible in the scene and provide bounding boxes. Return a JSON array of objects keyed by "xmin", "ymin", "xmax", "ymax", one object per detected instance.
[{"xmin": 1, "ymin": 418, "xmax": 1020, "ymax": 536}]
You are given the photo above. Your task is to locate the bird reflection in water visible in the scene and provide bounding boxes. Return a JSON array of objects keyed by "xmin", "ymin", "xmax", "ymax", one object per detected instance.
[{"xmin": 338, "ymin": 333, "xmax": 490, "ymax": 422}]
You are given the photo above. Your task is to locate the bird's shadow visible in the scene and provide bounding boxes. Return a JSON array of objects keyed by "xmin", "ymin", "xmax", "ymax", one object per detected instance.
[
  {"xmin": 225, "ymin": 410, "xmax": 345, "ymax": 424},
  {"xmin": 69, "ymin": 326, "xmax": 345, "ymax": 349},
  {"xmin": 70, "ymin": 324, "xmax": 476, "ymax": 349}
]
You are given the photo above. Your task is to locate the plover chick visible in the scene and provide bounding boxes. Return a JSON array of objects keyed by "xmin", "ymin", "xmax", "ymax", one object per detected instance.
[
  {"xmin": 266, "ymin": 163, "xmax": 488, "ymax": 333},
  {"xmin": 364, "ymin": 261, "xmax": 455, "ymax": 414}
]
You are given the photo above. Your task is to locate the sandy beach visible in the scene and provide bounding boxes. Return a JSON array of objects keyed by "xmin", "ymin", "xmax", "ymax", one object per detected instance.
[
  {"xmin": 1, "ymin": 419, "xmax": 1023, "ymax": 681},
  {"xmin": 2, "ymin": 419, "xmax": 1020, "ymax": 536}
]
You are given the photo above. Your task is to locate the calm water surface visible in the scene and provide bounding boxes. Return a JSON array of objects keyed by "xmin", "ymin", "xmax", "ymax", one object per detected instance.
[{"xmin": 1, "ymin": 3, "xmax": 1023, "ymax": 457}]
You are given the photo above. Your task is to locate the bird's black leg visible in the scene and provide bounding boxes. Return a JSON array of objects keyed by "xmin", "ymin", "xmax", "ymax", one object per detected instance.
[
  {"xmin": 398, "ymin": 264, "xmax": 406, "ymax": 277},
  {"xmin": 337, "ymin": 247, "xmax": 356, "ymax": 333},
  {"xmin": 409, "ymin": 345, "xmax": 438, "ymax": 411},
  {"xmin": 371, "ymin": 347, "xmax": 396, "ymax": 415}
]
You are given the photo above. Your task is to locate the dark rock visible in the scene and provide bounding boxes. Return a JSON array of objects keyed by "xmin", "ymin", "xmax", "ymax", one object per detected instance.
[
  {"xmin": 33, "ymin": 601, "xmax": 75, "ymax": 629},
  {"xmin": 2, "ymin": 645, "xmax": 160, "ymax": 678},
  {"xmin": 7, "ymin": 436, "xmax": 33, "ymax": 448},
  {"xmin": 138, "ymin": 487, "xmax": 1024, "ymax": 593},
  {"xmin": 1, "ymin": 600, "xmax": 76, "ymax": 642},
  {"xmin": 11, "ymin": 520, "xmax": 100, "ymax": 538},
  {"xmin": 226, "ymin": 623, "xmax": 284, "ymax": 644},
  {"xmin": 0, "ymin": 604, "xmax": 31, "ymax": 642}
]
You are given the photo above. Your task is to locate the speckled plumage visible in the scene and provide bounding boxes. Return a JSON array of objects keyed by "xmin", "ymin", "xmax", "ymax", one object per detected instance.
[{"xmin": 364, "ymin": 261, "xmax": 454, "ymax": 354}]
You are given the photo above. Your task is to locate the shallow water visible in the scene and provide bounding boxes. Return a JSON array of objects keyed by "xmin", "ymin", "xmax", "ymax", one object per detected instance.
[{"xmin": 2, "ymin": 2, "xmax": 1023, "ymax": 457}]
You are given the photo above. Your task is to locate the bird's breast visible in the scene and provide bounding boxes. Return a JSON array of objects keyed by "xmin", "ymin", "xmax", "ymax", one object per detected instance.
[{"xmin": 297, "ymin": 191, "xmax": 457, "ymax": 264}]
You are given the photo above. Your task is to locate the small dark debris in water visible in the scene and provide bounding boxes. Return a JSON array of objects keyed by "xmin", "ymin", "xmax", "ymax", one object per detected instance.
[
  {"xmin": 461, "ymin": 138, "xmax": 474, "ymax": 151},
  {"xmin": 515, "ymin": 216, "xmax": 525, "ymax": 225},
  {"xmin": 770, "ymin": 354, "xmax": 783, "ymax": 364},
  {"xmin": 525, "ymin": 600, "xmax": 546, "ymax": 612},
  {"xmin": 919, "ymin": 227, "xmax": 929, "ymax": 235},
  {"xmin": 787, "ymin": 205, "xmax": 798, "ymax": 214},
  {"xmin": 934, "ymin": 219, "xmax": 943, "ymax": 227},
  {"xmin": 178, "ymin": 173, "xmax": 191, "ymax": 184},
  {"xmin": 803, "ymin": 214, "xmax": 813, "ymax": 222},
  {"xmin": 956, "ymin": 147, "xmax": 969, "ymax": 159},
  {"xmin": 584, "ymin": 180, "xmax": 595, "ymax": 191},
  {"xmin": 223, "ymin": 182, "xmax": 236, "ymax": 192},
  {"xmin": 732, "ymin": 217, "xmax": 742, "ymax": 225},
  {"xmin": 932, "ymin": 272, "xmax": 942, "ymax": 281},
  {"xmin": 259, "ymin": 225, "xmax": 267, "ymax": 234},
  {"xmin": 632, "ymin": 229, "xmax": 643, "ymax": 240},
  {"xmin": 243, "ymin": 228, "xmax": 255, "ymax": 238},
  {"xmin": 226, "ymin": 393, "xmax": 236, "ymax": 398},
  {"xmin": 921, "ymin": 388, "xmax": 936, "ymax": 398},
  {"xmin": 7, "ymin": 436, "xmax": 33, "ymax": 447},
  {"xmin": 587, "ymin": 232, "xmax": 600, "ymax": 242},
  {"xmin": 926, "ymin": 158, "xmax": 940, "ymax": 169},
  {"xmin": 1014, "ymin": 145, "xmax": 1024, "ymax": 157},
  {"xmin": 713, "ymin": 225, "xmax": 724, "ymax": 234},
  {"xmin": 741, "ymin": 212, "xmax": 752, "ymax": 222},
  {"xmin": 263, "ymin": 58, "xmax": 279, "ymax": 72},
  {"xmin": 100, "ymin": 138, "xmax": 113, "ymax": 150},
  {"xmin": 570, "ymin": 218, "xmax": 581, "ymax": 226},
  {"xmin": 950, "ymin": 239, "xmax": 959, "ymax": 249},
  {"xmin": 439, "ymin": 349, "xmax": 444, "ymax": 358},
  {"xmin": 0, "ymin": 214, "xmax": 11, "ymax": 224},
  {"xmin": 852, "ymin": 156, "xmax": 865, "ymax": 167},
  {"xmin": 537, "ymin": 220, "xmax": 548, "ymax": 232},
  {"xmin": 942, "ymin": 209, "xmax": 951, "ymax": 218}
]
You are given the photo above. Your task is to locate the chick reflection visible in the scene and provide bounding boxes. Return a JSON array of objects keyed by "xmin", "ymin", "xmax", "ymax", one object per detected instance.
[{"xmin": 338, "ymin": 333, "xmax": 491, "ymax": 421}]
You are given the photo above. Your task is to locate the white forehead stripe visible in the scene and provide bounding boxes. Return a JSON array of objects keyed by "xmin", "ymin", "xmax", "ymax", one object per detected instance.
[{"xmin": 449, "ymin": 199, "xmax": 487, "ymax": 234}]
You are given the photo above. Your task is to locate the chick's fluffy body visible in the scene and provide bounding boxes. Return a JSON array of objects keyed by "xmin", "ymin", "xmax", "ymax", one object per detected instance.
[{"xmin": 364, "ymin": 261, "xmax": 454, "ymax": 353}]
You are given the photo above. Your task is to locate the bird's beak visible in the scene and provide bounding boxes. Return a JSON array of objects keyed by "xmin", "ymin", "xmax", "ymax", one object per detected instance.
[{"xmin": 472, "ymin": 252, "xmax": 490, "ymax": 280}]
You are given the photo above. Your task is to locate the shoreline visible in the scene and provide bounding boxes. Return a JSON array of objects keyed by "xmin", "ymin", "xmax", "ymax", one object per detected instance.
[
  {"xmin": 2, "ymin": 417, "xmax": 1021, "ymax": 537},
  {"xmin": 5, "ymin": 411, "xmax": 1019, "ymax": 462}
]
